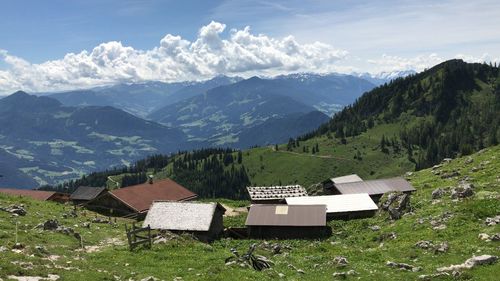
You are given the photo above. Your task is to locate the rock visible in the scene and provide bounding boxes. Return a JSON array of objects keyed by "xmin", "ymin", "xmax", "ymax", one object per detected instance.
[
  {"xmin": 140, "ymin": 277, "xmax": 159, "ymax": 281},
  {"xmin": 0, "ymin": 205, "xmax": 27, "ymax": 216},
  {"xmin": 153, "ymin": 237, "xmax": 168, "ymax": 244},
  {"xmin": 35, "ymin": 245, "xmax": 50, "ymax": 255},
  {"xmin": 437, "ymin": 255, "xmax": 498, "ymax": 272},
  {"xmin": 296, "ymin": 269, "xmax": 305, "ymax": 274},
  {"xmin": 278, "ymin": 273, "xmax": 285, "ymax": 278},
  {"xmin": 92, "ymin": 217, "xmax": 109, "ymax": 224},
  {"xmin": 442, "ymin": 158, "xmax": 453, "ymax": 164},
  {"xmin": 464, "ymin": 157, "xmax": 473, "ymax": 164},
  {"xmin": 491, "ymin": 234, "xmax": 500, "ymax": 241},
  {"xmin": 441, "ymin": 170, "xmax": 460, "ymax": 179},
  {"xmin": 480, "ymin": 160, "xmax": 491, "ymax": 166},
  {"xmin": 386, "ymin": 261, "xmax": 419, "ymax": 271},
  {"xmin": 434, "ymin": 242, "xmax": 449, "ymax": 253},
  {"xmin": 485, "ymin": 215, "xmax": 500, "ymax": 226},
  {"xmin": 333, "ymin": 256, "xmax": 349, "ymax": 267},
  {"xmin": 432, "ymin": 164, "xmax": 442, "ymax": 170},
  {"xmin": 369, "ymin": 225, "xmax": 381, "ymax": 231},
  {"xmin": 0, "ymin": 246, "xmax": 8, "ymax": 252},
  {"xmin": 405, "ymin": 172, "xmax": 413, "ymax": 177},
  {"xmin": 450, "ymin": 184, "xmax": 474, "ymax": 199},
  {"xmin": 377, "ymin": 232, "xmax": 397, "ymax": 241},
  {"xmin": 81, "ymin": 222, "xmax": 91, "ymax": 228},
  {"xmin": 479, "ymin": 233, "xmax": 491, "ymax": 241},
  {"xmin": 415, "ymin": 240, "xmax": 433, "ymax": 249},
  {"xmin": 12, "ymin": 243, "xmax": 25, "ymax": 249},
  {"xmin": 332, "ymin": 270, "xmax": 357, "ymax": 278},
  {"xmin": 432, "ymin": 224, "xmax": 447, "ymax": 230},
  {"xmin": 471, "ymin": 166, "xmax": 481, "ymax": 172},
  {"xmin": 418, "ymin": 272, "xmax": 450, "ymax": 280},
  {"xmin": 431, "ymin": 188, "xmax": 445, "ymax": 199},
  {"xmin": 379, "ymin": 192, "xmax": 412, "ymax": 220},
  {"xmin": 43, "ymin": 219, "xmax": 60, "ymax": 230}
]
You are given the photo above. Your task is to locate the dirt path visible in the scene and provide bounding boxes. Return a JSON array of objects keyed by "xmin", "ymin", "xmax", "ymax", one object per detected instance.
[{"xmin": 221, "ymin": 204, "xmax": 248, "ymax": 217}]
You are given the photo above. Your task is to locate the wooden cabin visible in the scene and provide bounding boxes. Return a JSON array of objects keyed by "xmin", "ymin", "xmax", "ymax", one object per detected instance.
[{"xmin": 143, "ymin": 201, "xmax": 225, "ymax": 242}]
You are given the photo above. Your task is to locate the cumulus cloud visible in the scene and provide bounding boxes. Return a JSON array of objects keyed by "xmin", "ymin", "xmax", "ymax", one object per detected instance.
[{"xmin": 0, "ymin": 21, "xmax": 348, "ymax": 93}]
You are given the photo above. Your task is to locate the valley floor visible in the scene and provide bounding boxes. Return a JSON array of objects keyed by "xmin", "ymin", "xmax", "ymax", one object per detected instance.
[{"xmin": 1, "ymin": 146, "xmax": 499, "ymax": 280}]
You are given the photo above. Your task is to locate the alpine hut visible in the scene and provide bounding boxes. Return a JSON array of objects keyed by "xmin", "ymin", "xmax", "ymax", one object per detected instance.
[
  {"xmin": 322, "ymin": 174, "xmax": 363, "ymax": 193},
  {"xmin": 331, "ymin": 177, "xmax": 415, "ymax": 202},
  {"xmin": 247, "ymin": 185, "xmax": 308, "ymax": 204},
  {"xmin": 286, "ymin": 194, "xmax": 378, "ymax": 219},
  {"xmin": 70, "ymin": 186, "xmax": 107, "ymax": 205},
  {"xmin": 86, "ymin": 178, "xmax": 197, "ymax": 218},
  {"xmin": 245, "ymin": 204, "xmax": 330, "ymax": 239},
  {"xmin": 143, "ymin": 201, "xmax": 226, "ymax": 242},
  {"xmin": 0, "ymin": 188, "xmax": 69, "ymax": 203}
]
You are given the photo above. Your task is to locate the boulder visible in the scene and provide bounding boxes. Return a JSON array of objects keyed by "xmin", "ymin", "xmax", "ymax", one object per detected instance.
[
  {"xmin": 415, "ymin": 240, "xmax": 433, "ymax": 249},
  {"xmin": 43, "ymin": 219, "xmax": 60, "ymax": 230},
  {"xmin": 379, "ymin": 192, "xmax": 412, "ymax": 220},
  {"xmin": 485, "ymin": 215, "xmax": 500, "ymax": 226},
  {"xmin": 333, "ymin": 256, "xmax": 349, "ymax": 267},
  {"xmin": 386, "ymin": 261, "xmax": 421, "ymax": 271},
  {"xmin": 440, "ymin": 170, "xmax": 460, "ymax": 179},
  {"xmin": 434, "ymin": 242, "xmax": 449, "ymax": 253},
  {"xmin": 437, "ymin": 255, "xmax": 498, "ymax": 272},
  {"xmin": 491, "ymin": 234, "xmax": 500, "ymax": 241},
  {"xmin": 431, "ymin": 188, "xmax": 445, "ymax": 199},
  {"xmin": 450, "ymin": 185, "xmax": 474, "ymax": 199}
]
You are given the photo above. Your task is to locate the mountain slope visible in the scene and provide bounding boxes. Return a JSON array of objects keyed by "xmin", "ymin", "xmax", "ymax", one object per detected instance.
[
  {"xmin": 148, "ymin": 75, "xmax": 374, "ymax": 146},
  {"xmin": 48, "ymin": 76, "xmax": 242, "ymax": 118},
  {"xmin": 1, "ymin": 146, "xmax": 498, "ymax": 280},
  {"xmin": 0, "ymin": 92, "xmax": 188, "ymax": 187}
]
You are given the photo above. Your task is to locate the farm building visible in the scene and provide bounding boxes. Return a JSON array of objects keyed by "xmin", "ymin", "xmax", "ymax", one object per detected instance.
[
  {"xmin": 247, "ymin": 185, "xmax": 308, "ymax": 204},
  {"xmin": 0, "ymin": 188, "xmax": 69, "ymax": 203},
  {"xmin": 70, "ymin": 186, "xmax": 107, "ymax": 205},
  {"xmin": 86, "ymin": 178, "xmax": 197, "ymax": 218},
  {"xmin": 143, "ymin": 201, "xmax": 226, "ymax": 242},
  {"xmin": 330, "ymin": 177, "xmax": 416, "ymax": 202},
  {"xmin": 286, "ymin": 194, "xmax": 378, "ymax": 219},
  {"xmin": 245, "ymin": 204, "xmax": 330, "ymax": 239},
  {"xmin": 322, "ymin": 174, "xmax": 363, "ymax": 192}
]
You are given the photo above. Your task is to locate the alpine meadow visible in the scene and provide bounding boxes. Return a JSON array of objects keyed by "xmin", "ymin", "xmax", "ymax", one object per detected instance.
[{"xmin": 0, "ymin": 1, "xmax": 499, "ymax": 281}]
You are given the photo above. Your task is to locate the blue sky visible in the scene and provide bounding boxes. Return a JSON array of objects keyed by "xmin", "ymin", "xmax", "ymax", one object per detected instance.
[{"xmin": 0, "ymin": 0, "xmax": 499, "ymax": 93}]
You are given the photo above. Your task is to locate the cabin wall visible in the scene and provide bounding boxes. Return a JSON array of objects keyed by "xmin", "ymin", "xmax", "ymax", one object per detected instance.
[
  {"xmin": 327, "ymin": 210, "xmax": 377, "ymax": 220},
  {"xmin": 86, "ymin": 193, "xmax": 135, "ymax": 217},
  {"xmin": 248, "ymin": 226, "xmax": 331, "ymax": 239}
]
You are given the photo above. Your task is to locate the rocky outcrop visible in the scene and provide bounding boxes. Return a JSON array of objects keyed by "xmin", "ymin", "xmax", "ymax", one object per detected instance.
[
  {"xmin": 379, "ymin": 192, "xmax": 412, "ymax": 220},
  {"xmin": 437, "ymin": 255, "xmax": 498, "ymax": 272}
]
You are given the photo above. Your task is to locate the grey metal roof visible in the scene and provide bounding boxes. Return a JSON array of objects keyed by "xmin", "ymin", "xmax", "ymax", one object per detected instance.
[
  {"xmin": 334, "ymin": 177, "xmax": 415, "ymax": 196},
  {"xmin": 70, "ymin": 186, "xmax": 106, "ymax": 201},
  {"xmin": 245, "ymin": 204, "xmax": 326, "ymax": 226},
  {"xmin": 143, "ymin": 201, "xmax": 225, "ymax": 231},
  {"xmin": 330, "ymin": 174, "xmax": 363, "ymax": 184},
  {"xmin": 286, "ymin": 194, "xmax": 378, "ymax": 213},
  {"xmin": 247, "ymin": 185, "xmax": 308, "ymax": 201}
]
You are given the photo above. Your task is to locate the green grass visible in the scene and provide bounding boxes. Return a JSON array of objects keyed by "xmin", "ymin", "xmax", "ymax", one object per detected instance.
[{"xmin": 1, "ymin": 146, "xmax": 499, "ymax": 280}]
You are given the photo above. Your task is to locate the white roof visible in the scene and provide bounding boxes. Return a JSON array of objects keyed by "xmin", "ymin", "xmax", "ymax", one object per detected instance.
[
  {"xmin": 143, "ymin": 201, "xmax": 223, "ymax": 231},
  {"xmin": 285, "ymin": 194, "xmax": 378, "ymax": 213},
  {"xmin": 331, "ymin": 174, "xmax": 363, "ymax": 184}
]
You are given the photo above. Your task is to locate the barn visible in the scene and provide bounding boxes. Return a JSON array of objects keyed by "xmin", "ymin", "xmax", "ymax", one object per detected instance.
[
  {"xmin": 322, "ymin": 174, "xmax": 363, "ymax": 192},
  {"xmin": 245, "ymin": 204, "xmax": 330, "ymax": 239},
  {"xmin": 86, "ymin": 178, "xmax": 197, "ymax": 218},
  {"xmin": 331, "ymin": 177, "xmax": 416, "ymax": 202},
  {"xmin": 70, "ymin": 186, "xmax": 107, "ymax": 205},
  {"xmin": 143, "ymin": 201, "xmax": 226, "ymax": 242},
  {"xmin": 285, "ymin": 194, "xmax": 378, "ymax": 219},
  {"xmin": 0, "ymin": 188, "xmax": 69, "ymax": 203},
  {"xmin": 246, "ymin": 185, "xmax": 308, "ymax": 204}
]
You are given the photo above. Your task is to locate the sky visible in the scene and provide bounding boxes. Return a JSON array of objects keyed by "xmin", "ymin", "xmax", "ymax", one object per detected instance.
[{"xmin": 0, "ymin": 0, "xmax": 499, "ymax": 94}]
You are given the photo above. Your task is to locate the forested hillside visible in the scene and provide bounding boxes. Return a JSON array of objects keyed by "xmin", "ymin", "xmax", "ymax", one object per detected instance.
[{"xmin": 305, "ymin": 60, "xmax": 500, "ymax": 168}]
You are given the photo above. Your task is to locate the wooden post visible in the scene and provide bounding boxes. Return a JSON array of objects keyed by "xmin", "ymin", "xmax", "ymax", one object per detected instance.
[
  {"xmin": 15, "ymin": 221, "xmax": 18, "ymax": 244},
  {"xmin": 148, "ymin": 225, "xmax": 152, "ymax": 249}
]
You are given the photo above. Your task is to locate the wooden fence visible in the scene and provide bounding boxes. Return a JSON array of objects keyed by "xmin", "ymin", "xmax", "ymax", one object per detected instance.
[{"xmin": 125, "ymin": 223, "xmax": 152, "ymax": 251}]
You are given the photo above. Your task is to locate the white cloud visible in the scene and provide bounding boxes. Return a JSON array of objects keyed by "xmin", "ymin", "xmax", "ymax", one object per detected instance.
[{"xmin": 0, "ymin": 21, "xmax": 348, "ymax": 93}]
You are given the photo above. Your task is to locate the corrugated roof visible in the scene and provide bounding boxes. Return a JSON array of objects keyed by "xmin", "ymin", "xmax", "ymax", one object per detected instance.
[
  {"xmin": 245, "ymin": 204, "xmax": 326, "ymax": 226},
  {"xmin": 110, "ymin": 178, "xmax": 197, "ymax": 213},
  {"xmin": 70, "ymin": 186, "xmax": 106, "ymax": 201},
  {"xmin": 0, "ymin": 188, "xmax": 57, "ymax": 201},
  {"xmin": 334, "ymin": 177, "xmax": 415, "ymax": 196},
  {"xmin": 285, "ymin": 194, "xmax": 378, "ymax": 213},
  {"xmin": 330, "ymin": 174, "xmax": 363, "ymax": 184},
  {"xmin": 247, "ymin": 185, "xmax": 308, "ymax": 201},
  {"xmin": 143, "ymin": 201, "xmax": 225, "ymax": 231}
]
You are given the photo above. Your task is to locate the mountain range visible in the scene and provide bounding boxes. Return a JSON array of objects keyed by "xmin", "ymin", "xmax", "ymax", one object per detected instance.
[{"xmin": 0, "ymin": 73, "xmax": 376, "ymax": 188}]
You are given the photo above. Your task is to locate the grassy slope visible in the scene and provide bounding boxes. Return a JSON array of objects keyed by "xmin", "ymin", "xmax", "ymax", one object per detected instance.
[
  {"xmin": 240, "ymin": 123, "xmax": 413, "ymax": 188},
  {"xmin": 1, "ymin": 146, "xmax": 499, "ymax": 280}
]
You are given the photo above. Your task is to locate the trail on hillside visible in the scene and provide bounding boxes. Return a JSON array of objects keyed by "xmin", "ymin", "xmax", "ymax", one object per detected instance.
[{"xmin": 269, "ymin": 146, "xmax": 353, "ymax": 161}]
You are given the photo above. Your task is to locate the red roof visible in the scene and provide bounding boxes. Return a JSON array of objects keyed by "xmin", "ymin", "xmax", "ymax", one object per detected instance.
[
  {"xmin": 0, "ymin": 188, "xmax": 57, "ymax": 201},
  {"xmin": 110, "ymin": 178, "xmax": 197, "ymax": 213}
]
